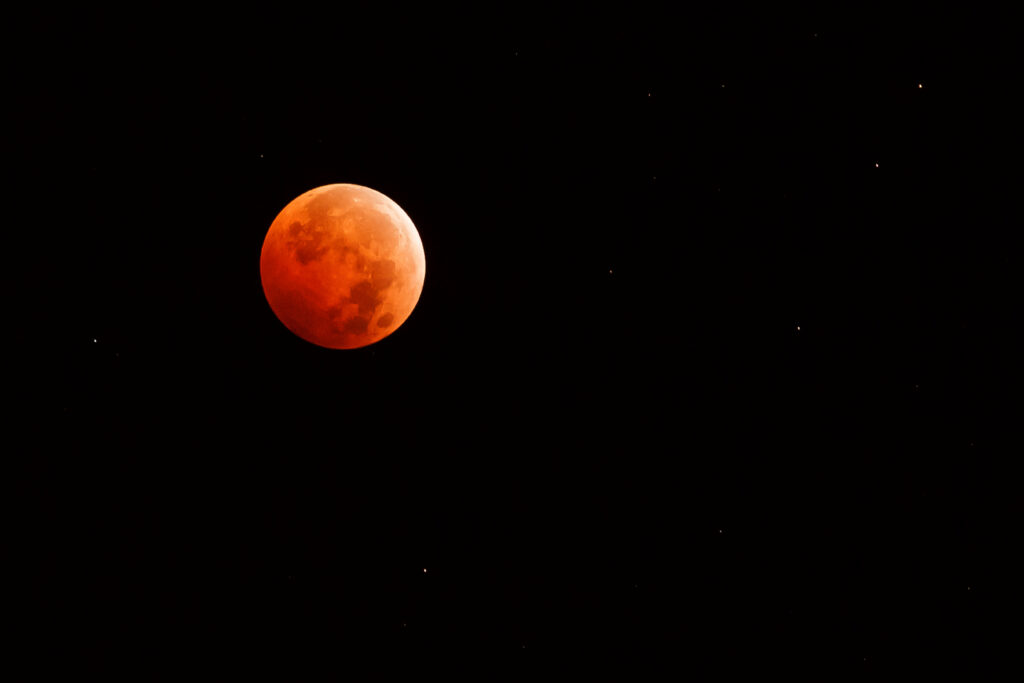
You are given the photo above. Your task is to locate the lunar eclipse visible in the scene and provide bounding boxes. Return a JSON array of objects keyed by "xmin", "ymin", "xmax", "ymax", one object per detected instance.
[{"xmin": 260, "ymin": 184, "xmax": 426, "ymax": 349}]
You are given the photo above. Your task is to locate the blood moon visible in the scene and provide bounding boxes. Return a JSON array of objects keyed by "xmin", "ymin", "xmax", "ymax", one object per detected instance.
[{"xmin": 260, "ymin": 184, "xmax": 425, "ymax": 349}]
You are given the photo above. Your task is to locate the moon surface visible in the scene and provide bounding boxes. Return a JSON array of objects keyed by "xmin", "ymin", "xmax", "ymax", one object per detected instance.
[{"xmin": 260, "ymin": 184, "xmax": 426, "ymax": 349}]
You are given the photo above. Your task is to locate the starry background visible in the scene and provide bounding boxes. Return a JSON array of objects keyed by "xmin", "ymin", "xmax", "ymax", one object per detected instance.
[{"xmin": 10, "ymin": 5, "xmax": 1019, "ymax": 678}]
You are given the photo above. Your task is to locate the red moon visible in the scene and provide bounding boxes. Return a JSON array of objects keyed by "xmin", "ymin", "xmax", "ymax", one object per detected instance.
[{"xmin": 260, "ymin": 184, "xmax": 426, "ymax": 349}]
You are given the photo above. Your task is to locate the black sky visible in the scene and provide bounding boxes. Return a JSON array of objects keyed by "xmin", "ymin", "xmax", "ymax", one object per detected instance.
[{"xmin": 10, "ymin": 5, "xmax": 1019, "ymax": 678}]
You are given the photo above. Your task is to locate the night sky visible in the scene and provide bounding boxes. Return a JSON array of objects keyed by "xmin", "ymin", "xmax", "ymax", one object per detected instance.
[{"xmin": 11, "ymin": 6, "xmax": 1018, "ymax": 678}]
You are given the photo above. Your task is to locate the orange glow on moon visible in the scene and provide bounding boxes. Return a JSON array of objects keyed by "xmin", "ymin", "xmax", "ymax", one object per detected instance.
[{"xmin": 260, "ymin": 184, "xmax": 426, "ymax": 349}]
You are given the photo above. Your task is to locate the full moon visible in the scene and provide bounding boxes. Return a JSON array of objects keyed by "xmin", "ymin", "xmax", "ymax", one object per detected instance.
[{"xmin": 260, "ymin": 184, "xmax": 426, "ymax": 349}]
